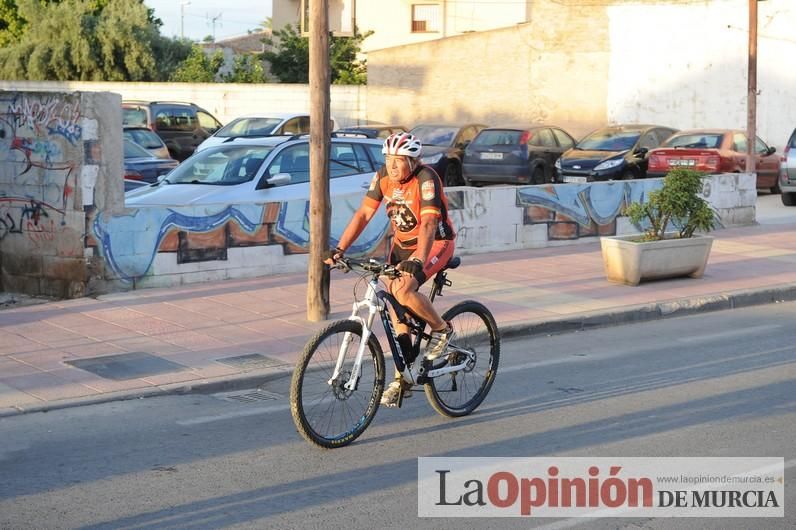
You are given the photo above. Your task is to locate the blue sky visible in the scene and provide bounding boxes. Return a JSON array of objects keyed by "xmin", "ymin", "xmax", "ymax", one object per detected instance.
[{"xmin": 145, "ymin": 0, "xmax": 274, "ymax": 42}]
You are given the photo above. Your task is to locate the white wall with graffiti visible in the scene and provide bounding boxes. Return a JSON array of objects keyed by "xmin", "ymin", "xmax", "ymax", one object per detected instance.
[
  {"xmin": 86, "ymin": 173, "xmax": 755, "ymax": 291},
  {"xmin": 0, "ymin": 91, "xmax": 121, "ymax": 297}
]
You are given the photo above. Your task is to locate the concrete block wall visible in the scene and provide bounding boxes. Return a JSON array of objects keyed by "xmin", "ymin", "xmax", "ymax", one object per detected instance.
[
  {"xmin": 85, "ymin": 173, "xmax": 754, "ymax": 293},
  {"xmin": 0, "ymin": 90, "xmax": 122, "ymax": 297},
  {"xmin": 0, "ymin": 81, "xmax": 367, "ymax": 128}
]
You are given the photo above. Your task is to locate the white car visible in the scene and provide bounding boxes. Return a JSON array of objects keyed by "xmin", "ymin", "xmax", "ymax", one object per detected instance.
[
  {"xmin": 125, "ymin": 136, "xmax": 384, "ymax": 206},
  {"xmin": 195, "ymin": 113, "xmax": 339, "ymax": 153}
]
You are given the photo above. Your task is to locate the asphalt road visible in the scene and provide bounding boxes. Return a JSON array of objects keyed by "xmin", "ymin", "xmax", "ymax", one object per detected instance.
[{"xmin": 1, "ymin": 300, "xmax": 794, "ymax": 529}]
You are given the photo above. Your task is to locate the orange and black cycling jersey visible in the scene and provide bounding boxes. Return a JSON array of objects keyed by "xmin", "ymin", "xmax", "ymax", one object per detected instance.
[{"xmin": 363, "ymin": 165, "xmax": 455, "ymax": 249}]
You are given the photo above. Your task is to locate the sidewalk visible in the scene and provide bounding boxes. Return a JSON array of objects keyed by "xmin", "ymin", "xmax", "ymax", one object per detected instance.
[{"xmin": 2, "ymin": 222, "xmax": 796, "ymax": 417}]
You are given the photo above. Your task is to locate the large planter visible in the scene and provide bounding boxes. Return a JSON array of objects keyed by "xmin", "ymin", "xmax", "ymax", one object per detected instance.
[{"xmin": 600, "ymin": 234, "xmax": 714, "ymax": 286}]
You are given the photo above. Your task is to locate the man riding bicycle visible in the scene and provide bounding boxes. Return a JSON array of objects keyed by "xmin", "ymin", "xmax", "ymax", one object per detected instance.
[{"xmin": 325, "ymin": 132, "xmax": 457, "ymax": 407}]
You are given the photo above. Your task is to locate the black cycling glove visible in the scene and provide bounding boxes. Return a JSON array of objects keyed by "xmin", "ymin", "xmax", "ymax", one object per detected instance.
[{"xmin": 397, "ymin": 258, "xmax": 423, "ymax": 277}]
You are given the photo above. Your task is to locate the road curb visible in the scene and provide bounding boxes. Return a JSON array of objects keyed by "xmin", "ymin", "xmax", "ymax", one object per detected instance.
[
  {"xmin": 2, "ymin": 282, "xmax": 795, "ymax": 419},
  {"xmin": 500, "ymin": 283, "xmax": 796, "ymax": 340}
]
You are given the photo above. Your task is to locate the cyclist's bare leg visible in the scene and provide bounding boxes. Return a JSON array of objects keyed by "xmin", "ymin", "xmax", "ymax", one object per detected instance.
[{"xmin": 386, "ymin": 275, "xmax": 446, "ymax": 331}]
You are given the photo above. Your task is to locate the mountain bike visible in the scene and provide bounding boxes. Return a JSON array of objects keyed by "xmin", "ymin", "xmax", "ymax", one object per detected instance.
[{"xmin": 290, "ymin": 256, "xmax": 500, "ymax": 449}]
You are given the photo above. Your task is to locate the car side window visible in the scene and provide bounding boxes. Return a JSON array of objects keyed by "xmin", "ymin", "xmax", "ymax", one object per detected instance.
[
  {"xmin": 755, "ymin": 137, "xmax": 769, "ymax": 154},
  {"xmin": 281, "ymin": 118, "xmax": 306, "ymax": 135},
  {"xmin": 330, "ymin": 143, "xmax": 363, "ymax": 178},
  {"xmin": 733, "ymin": 133, "xmax": 748, "ymax": 153},
  {"xmin": 364, "ymin": 143, "xmax": 385, "ymax": 170},
  {"xmin": 197, "ymin": 111, "xmax": 221, "ymax": 133},
  {"xmin": 267, "ymin": 144, "xmax": 310, "ymax": 184},
  {"xmin": 639, "ymin": 131, "xmax": 659, "ymax": 150},
  {"xmin": 656, "ymin": 129, "xmax": 675, "ymax": 145},
  {"xmin": 156, "ymin": 107, "xmax": 195, "ymax": 131},
  {"xmin": 537, "ymin": 129, "xmax": 556, "ymax": 147},
  {"xmin": 552, "ymin": 128, "xmax": 574, "ymax": 149}
]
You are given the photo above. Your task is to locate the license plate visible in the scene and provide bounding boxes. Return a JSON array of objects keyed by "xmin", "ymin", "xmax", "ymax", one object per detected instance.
[
  {"xmin": 563, "ymin": 176, "xmax": 587, "ymax": 184},
  {"xmin": 669, "ymin": 159, "xmax": 696, "ymax": 167},
  {"xmin": 480, "ymin": 152, "xmax": 503, "ymax": 160}
]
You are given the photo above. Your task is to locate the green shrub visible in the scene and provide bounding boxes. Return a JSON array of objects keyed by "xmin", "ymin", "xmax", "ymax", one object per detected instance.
[{"xmin": 625, "ymin": 168, "xmax": 717, "ymax": 241}]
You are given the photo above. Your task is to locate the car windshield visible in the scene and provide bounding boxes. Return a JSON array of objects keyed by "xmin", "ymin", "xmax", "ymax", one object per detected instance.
[
  {"xmin": 124, "ymin": 129, "xmax": 163, "ymax": 149},
  {"xmin": 215, "ymin": 117, "xmax": 285, "ymax": 138},
  {"xmin": 164, "ymin": 145, "xmax": 274, "ymax": 185},
  {"xmin": 663, "ymin": 133, "xmax": 723, "ymax": 149},
  {"xmin": 410, "ymin": 126, "xmax": 458, "ymax": 147},
  {"xmin": 472, "ymin": 130, "xmax": 523, "ymax": 146},
  {"xmin": 578, "ymin": 129, "xmax": 641, "ymax": 151},
  {"xmin": 124, "ymin": 139, "xmax": 154, "ymax": 159},
  {"xmin": 122, "ymin": 108, "xmax": 147, "ymax": 127}
]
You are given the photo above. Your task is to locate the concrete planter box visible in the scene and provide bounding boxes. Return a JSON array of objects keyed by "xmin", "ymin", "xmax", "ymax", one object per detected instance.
[{"xmin": 600, "ymin": 234, "xmax": 714, "ymax": 286}]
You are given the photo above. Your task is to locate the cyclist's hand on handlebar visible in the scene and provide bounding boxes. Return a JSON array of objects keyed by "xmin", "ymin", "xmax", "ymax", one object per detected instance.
[
  {"xmin": 323, "ymin": 247, "xmax": 345, "ymax": 266},
  {"xmin": 397, "ymin": 257, "xmax": 423, "ymax": 278}
]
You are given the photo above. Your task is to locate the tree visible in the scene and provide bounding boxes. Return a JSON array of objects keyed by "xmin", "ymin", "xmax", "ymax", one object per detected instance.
[
  {"xmin": 262, "ymin": 23, "xmax": 371, "ymax": 84},
  {"xmin": 0, "ymin": 0, "xmax": 188, "ymax": 81},
  {"xmin": 170, "ymin": 45, "xmax": 223, "ymax": 83},
  {"xmin": 222, "ymin": 54, "xmax": 268, "ymax": 83}
]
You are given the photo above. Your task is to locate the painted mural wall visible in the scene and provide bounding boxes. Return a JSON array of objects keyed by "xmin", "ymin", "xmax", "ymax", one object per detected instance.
[
  {"xmin": 0, "ymin": 91, "xmax": 122, "ymax": 297},
  {"xmin": 86, "ymin": 173, "xmax": 755, "ymax": 291}
]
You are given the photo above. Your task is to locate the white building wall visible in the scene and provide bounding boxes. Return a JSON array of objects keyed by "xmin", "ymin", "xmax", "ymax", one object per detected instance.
[{"xmin": 606, "ymin": 0, "xmax": 796, "ymax": 150}]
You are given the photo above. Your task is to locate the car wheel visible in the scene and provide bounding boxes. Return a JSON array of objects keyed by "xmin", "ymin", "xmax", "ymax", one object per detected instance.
[
  {"xmin": 531, "ymin": 166, "xmax": 545, "ymax": 185},
  {"xmin": 444, "ymin": 163, "xmax": 463, "ymax": 187},
  {"xmin": 782, "ymin": 192, "xmax": 796, "ymax": 206}
]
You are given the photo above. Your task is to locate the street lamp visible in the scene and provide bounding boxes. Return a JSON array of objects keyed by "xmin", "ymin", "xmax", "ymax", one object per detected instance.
[{"xmin": 181, "ymin": 1, "xmax": 191, "ymax": 39}]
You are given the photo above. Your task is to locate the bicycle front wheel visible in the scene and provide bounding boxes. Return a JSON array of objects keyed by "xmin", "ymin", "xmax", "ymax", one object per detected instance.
[
  {"xmin": 290, "ymin": 319, "xmax": 385, "ymax": 448},
  {"xmin": 425, "ymin": 300, "xmax": 500, "ymax": 417}
]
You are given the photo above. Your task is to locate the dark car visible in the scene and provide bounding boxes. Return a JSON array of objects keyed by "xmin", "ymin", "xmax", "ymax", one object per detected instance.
[
  {"xmin": 123, "ymin": 139, "xmax": 179, "ymax": 184},
  {"xmin": 647, "ymin": 129, "xmax": 780, "ymax": 191},
  {"xmin": 123, "ymin": 126, "xmax": 171, "ymax": 159},
  {"xmin": 555, "ymin": 124, "xmax": 677, "ymax": 183},
  {"xmin": 410, "ymin": 123, "xmax": 488, "ymax": 186},
  {"xmin": 781, "ymin": 128, "xmax": 796, "ymax": 206},
  {"xmin": 122, "ymin": 101, "xmax": 223, "ymax": 161},
  {"xmin": 462, "ymin": 125, "xmax": 576, "ymax": 186},
  {"xmin": 335, "ymin": 125, "xmax": 407, "ymax": 139}
]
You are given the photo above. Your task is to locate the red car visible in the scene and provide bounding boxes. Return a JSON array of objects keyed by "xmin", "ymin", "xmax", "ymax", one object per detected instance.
[{"xmin": 647, "ymin": 129, "xmax": 780, "ymax": 192}]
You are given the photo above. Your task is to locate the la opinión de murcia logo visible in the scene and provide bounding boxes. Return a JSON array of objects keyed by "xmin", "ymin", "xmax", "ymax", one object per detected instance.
[{"xmin": 418, "ymin": 457, "xmax": 785, "ymax": 518}]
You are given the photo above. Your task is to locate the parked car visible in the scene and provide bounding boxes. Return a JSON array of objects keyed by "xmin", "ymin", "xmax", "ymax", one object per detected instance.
[
  {"xmin": 195, "ymin": 113, "xmax": 339, "ymax": 153},
  {"xmin": 462, "ymin": 125, "xmax": 576, "ymax": 186},
  {"xmin": 409, "ymin": 123, "xmax": 488, "ymax": 186},
  {"xmin": 335, "ymin": 125, "xmax": 408, "ymax": 139},
  {"xmin": 125, "ymin": 136, "xmax": 385, "ymax": 206},
  {"xmin": 122, "ymin": 101, "xmax": 223, "ymax": 161},
  {"xmin": 123, "ymin": 126, "xmax": 172, "ymax": 159},
  {"xmin": 647, "ymin": 129, "xmax": 780, "ymax": 191},
  {"xmin": 123, "ymin": 139, "xmax": 179, "ymax": 184},
  {"xmin": 555, "ymin": 124, "xmax": 677, "ymax": 183},
  {"xmin": 780, "ymin": 128, "xmax": 796, "ymax": 206}
]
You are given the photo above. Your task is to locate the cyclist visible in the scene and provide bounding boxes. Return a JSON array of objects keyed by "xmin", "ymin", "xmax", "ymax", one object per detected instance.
[{"xmin": 325, "ymin": 132, "xmax": 456, "ymax": 407}]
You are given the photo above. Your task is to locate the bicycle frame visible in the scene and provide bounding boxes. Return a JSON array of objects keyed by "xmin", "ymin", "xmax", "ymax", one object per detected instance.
[{"xmin": 328, "ymin": 268, "xmax": 475, "ymax": 392}]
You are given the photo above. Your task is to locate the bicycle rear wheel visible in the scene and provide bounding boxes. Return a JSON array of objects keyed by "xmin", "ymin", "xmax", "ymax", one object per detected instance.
[
  {"xmin": 425, "ymin": 300, "xmax": 500, "ymax": 417},
  {"xmin": 290, "ymin": 320, "xmax": 385, "ymax": 448}
]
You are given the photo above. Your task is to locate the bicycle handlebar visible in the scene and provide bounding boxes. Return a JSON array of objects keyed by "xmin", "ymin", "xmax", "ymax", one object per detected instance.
[{"xmin": 331, "ymin": 257, "xmax": 402, "ymax": 279}]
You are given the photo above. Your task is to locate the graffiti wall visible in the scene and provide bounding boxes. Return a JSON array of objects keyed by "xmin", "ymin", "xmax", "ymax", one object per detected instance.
[
  {"xmin": 0, "ymin": 91, "xmax": 121, "ymax": 297},
  {"xmin": 87, "ymin": 173, "xmax": 755, "ymax": 291}
]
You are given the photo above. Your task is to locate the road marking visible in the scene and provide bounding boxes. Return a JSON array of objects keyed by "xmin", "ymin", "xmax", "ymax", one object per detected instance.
[
  {"xmin": 535, "ymin": 458, "xmax": 796, "ymax": 530},
  {"xmin": 675, "ymin": 324, "xmax": 782, "ymax": 343},
  {"xmin": 177, "ymin": 402, "xmax": 291, "ymax": 425}
]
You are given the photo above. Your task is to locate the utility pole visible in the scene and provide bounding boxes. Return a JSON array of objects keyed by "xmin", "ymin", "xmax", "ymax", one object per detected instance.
[
  {"xmin": 746, "ymin": 0, "xmax": 758, "ymax": 173},
  {"xmin": 307, "ymin": 0, "xmax": 331, "ymax": 321},
  {"xmin": 210, "ymin": 12, "xmax": 223, "ymax": 42},
  {"xmin": 180, "ymin": 1, "xmax": 191, "ymax": 39}
]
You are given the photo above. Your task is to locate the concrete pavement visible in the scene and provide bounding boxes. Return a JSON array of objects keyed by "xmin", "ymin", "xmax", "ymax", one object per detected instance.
[{"xmin": 1, "ymin": 222, "xmax": 795, "ymax": 417}]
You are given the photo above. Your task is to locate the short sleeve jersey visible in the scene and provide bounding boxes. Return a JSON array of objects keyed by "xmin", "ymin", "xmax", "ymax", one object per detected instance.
[{"xmin": 363, "ymin": 165, "xmax": 455, "ymax": 249}]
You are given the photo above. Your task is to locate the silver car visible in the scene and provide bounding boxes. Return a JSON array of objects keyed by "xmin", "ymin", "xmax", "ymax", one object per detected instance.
[{"xmin": 781, "ymin": 129, "xmax": 796, "ymax": 206}]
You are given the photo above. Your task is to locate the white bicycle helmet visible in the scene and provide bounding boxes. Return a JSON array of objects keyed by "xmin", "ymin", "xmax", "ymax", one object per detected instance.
[{"xmin": 382, "ymin": 132, "xmax": 422, "ymax": 158}]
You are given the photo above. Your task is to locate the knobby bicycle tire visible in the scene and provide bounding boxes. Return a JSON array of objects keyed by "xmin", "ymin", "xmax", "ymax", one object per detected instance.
[
  {"xmin": 290, "ymin": 319, "xmax": 385, "ymax": 448},
  {"xmin": 425, "ymin": 300, "xmax": 500, "ymax": 417}
]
